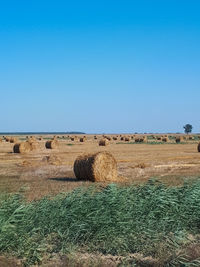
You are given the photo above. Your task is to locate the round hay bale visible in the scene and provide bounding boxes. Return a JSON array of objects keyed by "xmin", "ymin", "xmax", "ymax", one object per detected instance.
[
  {"xmin": 162, "ymin": 137, "xmax": 168, "ymax": 142},
  {"xmin": 135, "ymin": 137, "xmax": 144, "ymax": 143},
  {"xmin": 5, "ymin": 137, "xmax": 10, "ymax": 142},
  {"xmin": 13, "ymin": 142, "xmax": 31, "ymax": 153},
  {"xmin": 125, "ymin": 137, "xmax": 130, "ymax": 142},
  {"xmin": 99, "ymin": 139, "xmax": 109, "ymax": 146},
  {"xmin": 198, "ymin": 143, "xmax": 200, "ymax": 152},
  {"xmin": 45, "ymin": 140, "xmax": 58, "ymax": 149},
  {"xmin": 80, "ymin": 137, "xmax": 85, "ymax": 142},
  {"xmin": 113, "ymin": 137, "xmax": 118, "ymax": 140},
  {"xmin": 70, "ymin": 137, "xmax": 75, "ymax": 141},
  {"xmin": 10, "ymin": 137, "xmax": 18, "ymax": 143},
  {"xmin": 176, "ymin": 136, "xmax": 184, "ymax": 143},
  {"xmin": 74, "ymin": 151, "xmax": 117, "ymax": 182},
  {"xmin": 120, "ymin": 137, "xmax": 124, "ymax": 141},
  {"xmin": 156, "ymin": 136, "xmax": 162, "ymax": 141}
]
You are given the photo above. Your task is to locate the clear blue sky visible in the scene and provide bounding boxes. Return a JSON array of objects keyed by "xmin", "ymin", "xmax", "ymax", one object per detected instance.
[{"xmin": 1, "ymin": 0, "xmax": 200, "ymax": 133}]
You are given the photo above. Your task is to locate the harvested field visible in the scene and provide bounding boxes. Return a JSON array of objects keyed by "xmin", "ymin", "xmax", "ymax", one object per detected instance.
[{"xmin": 0, "ymin": 134, "xmax": 200, "ymax": 200}]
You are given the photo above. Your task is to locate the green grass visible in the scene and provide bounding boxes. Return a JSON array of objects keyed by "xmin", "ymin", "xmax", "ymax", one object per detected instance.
[{"xmin": 1, "ymin": 180, "xmax": 200, "ymax": 265}]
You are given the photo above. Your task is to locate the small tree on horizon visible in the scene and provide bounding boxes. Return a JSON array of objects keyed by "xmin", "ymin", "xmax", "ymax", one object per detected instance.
[{"xmin": 183, "ymin": 124, "xmax": 193, "ymax": 134}]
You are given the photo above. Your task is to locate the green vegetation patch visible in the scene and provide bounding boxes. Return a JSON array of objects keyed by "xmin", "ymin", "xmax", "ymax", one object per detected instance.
[{"xmin": 1, "ymin": 180, "xmax": 200, "ymax": 265}]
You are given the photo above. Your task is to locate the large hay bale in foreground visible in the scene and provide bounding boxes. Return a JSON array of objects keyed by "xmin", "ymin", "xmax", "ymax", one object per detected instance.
[
  {"xmin": 13, "ymin": 142, "xmax": 31, "ymax": 153},
  {"xmin": 99, "ymin": 139, "xmax": 109, "ymax": 146},
  {"xmin": 45, "ymin": 140, "xmax": 58, "ymax": 149},
  {"xmin": 197, "ymin": 143, "xmax": 200, "ymax": 152},
  {"xmin": 74, "ymin": 151, "xmax": 117, "ymax": 182}
]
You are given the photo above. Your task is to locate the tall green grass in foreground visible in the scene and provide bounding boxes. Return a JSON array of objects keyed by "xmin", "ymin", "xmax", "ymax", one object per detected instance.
[{"xmin": 1, "ymin": 180, "xmax": 200, "ymax": 265}]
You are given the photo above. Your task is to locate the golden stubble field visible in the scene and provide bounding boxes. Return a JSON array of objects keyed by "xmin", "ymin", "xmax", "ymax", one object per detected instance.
[{"xmin": 0, "ymin": 134, "xmax": 200, "ymax": 200}]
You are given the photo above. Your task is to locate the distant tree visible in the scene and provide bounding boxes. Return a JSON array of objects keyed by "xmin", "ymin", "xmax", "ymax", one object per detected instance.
[{"xmin": 183, "ymin": 124, "xmax": 193, "ymax": 134}]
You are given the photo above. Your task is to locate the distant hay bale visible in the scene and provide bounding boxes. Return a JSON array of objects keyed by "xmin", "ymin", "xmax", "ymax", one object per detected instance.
[
  {"xmin": 13, "ymin": 142, "xmax": 31, "ymax": 153},
  {"xmin": 135, "ymin": 137, "xmax": 144, "ymax": 143},
  {"xmin": 94, "ymin": 136, "xmax": 97, "ymax": 140},
  {"xmin": 113, "ymin": 137, "xmax": 118, "ymax": 140},
  {"xmin": 105, "ymin": 136, "xmax": 111, "ymax": 141},
  {"xmin": 188, "ymin": 136, "xmax": 194, "ymax": 140},
  {"xmin": 80, "ymin": 137, "xmax": 85, "ymax": 142},
  {"xmin": 99, "ymin": 139, "xmax": 109, "ymax": 146},
  {"xmin": 162, "ymin": 137, "xmax": 168, "ymax": 142},
  {"xmin": 156, "ymin": 136, "xmax": 162, "ymax": 141},
  {"xmin": 10, "ymin": 137, "xmax": 18, "ymax": 143},
  {"xmin": 125, "ymin": 137, "xmax": 130, "ymax": 142},
  {"xmin": 5, "ymin": 137, "xmax": 10, "ymax": 142},
  {"xmin": 70, "ymin": 137, "xmax": 75, "ymax": 141},
  {"xmin": 45, "ymin": 140, "xmax": 58, "ymax": 149},
  {"xmin": 120, "ymin": 137, "xmax": 124, "ymax": 141},
  {"xmin": 198, "ymin": 143, "xmax": 200, "ymax": 152},
  {"xmin": 73, "ymin": 151, "xmax": 117, "ymax": 182},
  {"xmin": 176, "ymin": 136, "xmax": 184, "ymax": 143}
]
